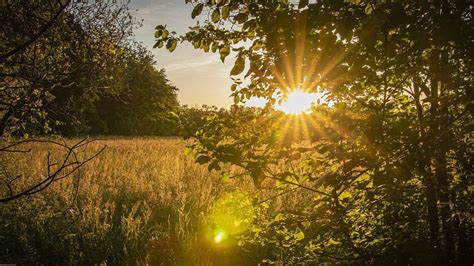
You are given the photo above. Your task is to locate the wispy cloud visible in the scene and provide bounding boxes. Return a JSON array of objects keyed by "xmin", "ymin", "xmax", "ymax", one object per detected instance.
[
  {"xmin": 162, "ymin": 57, "xmax": 221, "ymax": 72},
  {"xmin": 134, "ymin": 1, "xmax": 177, "ymax": 17},
  {"xmin": 129, "ymin": 0, "xmax": 234, "ymax": 107}
]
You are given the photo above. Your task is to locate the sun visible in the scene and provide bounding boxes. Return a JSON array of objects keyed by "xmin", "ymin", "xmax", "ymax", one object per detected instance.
[{"xmin": 275, "ymin": 90, "xmax": 319, "ymax": 115}]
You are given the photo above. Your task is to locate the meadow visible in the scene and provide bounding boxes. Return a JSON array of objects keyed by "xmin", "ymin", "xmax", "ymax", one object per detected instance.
[
  {"xmin": 0, "ymin": 138, "xmax": 259, "ymax": 265},
  {"xmin": 2, "ymin": 1, "xmax": 471, "ymax": 264}
]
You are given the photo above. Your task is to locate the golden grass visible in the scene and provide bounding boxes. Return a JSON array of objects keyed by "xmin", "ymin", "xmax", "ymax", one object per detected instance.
[{"xmin": 0, "ymin": 137, "xmax": 254, "ymax": 265}]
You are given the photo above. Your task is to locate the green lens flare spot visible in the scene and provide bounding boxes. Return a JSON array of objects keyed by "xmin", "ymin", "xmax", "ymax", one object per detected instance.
[
  {"xmin": 209, "ymin": 191, "xmax": 255, "ymax": 237},
  {"xmin": 213, "ymin": 230, "xmax": 226, "ymax": 244}
]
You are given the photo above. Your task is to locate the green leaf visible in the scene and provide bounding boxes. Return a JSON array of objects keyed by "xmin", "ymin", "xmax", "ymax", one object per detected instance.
[
  {"xmin": 243, "ymin": 19, "xmax": 256, "ymax": 30},
  {"xmin": 202, "ymin": 41, "xmax": 210, "ymax": 52},
  {"xmin": 208, "ymin": 160, "xmax": 221, "ymax": 171},
  {"xmin": 294, "ymin": 231, "xmax": 305, "ymax": 240},
  {"xmin": 339, "ymin": 191, "xmax": 351, "ymax": 200},
  {"xmin": 167, "ymin": 39, "xmax": 177, "ymax": 52},
  {"xmin": 235, "ymin": 13, "xmax": 248, "ymax": 24},
  {"xmin": 230, "ymin": 56, "xmax": 245, "ymax": 76},
  {"xmin": 154, "ymin": 29, "xmax": 163, "ymax": 38},
  {"xmin": 170, "ymin": 39, "xmax": 178, "ymax": 52},
  {"xmin": 184, "ymin": 147, "xmax": 193, "ymax": 155},
  {"xmin": 366, "ymin": 181, "xmax": 374, "ymax": 188},
  {"xmin": 153, "ymin": 40, "xmax": 163, "ymax": 48},
  {"xmin": 169, "ymin": 111, "xmax": 179, "ymax": 118},
  {"xmin": 211, "ymin": 42, "xmax": 219, "ymax": 53},
  {"xmin": 166, "ymin": 39, "xmax": 173, "ymax": 49},
  {"xmin": 219, "ymin": 45, "xmax": 230, "ymax": 62},
  {"xmin": 220, "ymin": 172, "xmax": 230, "ymax": 182},
  {"xmin": 233, "ymin": 95, "xmax": 240, "ymax": 104},
  {"xmin": 221, "ymin": 5, "xmax": 230, "ymax": 20},
  {"xmin": 211, "ymin": 8, "xmax": 221, "ymax": 23},
  {"xmin": 195, "ymin": 154, "xmax": 212, "ymax": 164},
  {"xmin": 274, "ymin": 213, "xmax": 284, "ymax": 222},
  {"xmin": 191, "ymin": 3, "xmax": 204, "ymax": 19}
]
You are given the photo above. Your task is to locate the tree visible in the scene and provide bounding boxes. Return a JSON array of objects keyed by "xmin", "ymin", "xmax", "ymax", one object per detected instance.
[
  {"xmin": 0, "ymin": 1, "xmax": 134, "ymax": 201},
  {"xmin": 1, "ymin": 0, "xmax": 135, "ymax": 137},
  {"xmin": 156, "ymin": 0, "xmax": 473, "ymax": 264},
  {"xmin": 93, "ymin": 43, "xmax": 179, "ymax": 136}
]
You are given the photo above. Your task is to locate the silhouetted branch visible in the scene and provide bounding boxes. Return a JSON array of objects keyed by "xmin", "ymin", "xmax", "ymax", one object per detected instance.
[
  {"xmin": 0, "ymin": 137, "xmax": 105, "ymax": 203},
  {"xmin": 0, "ymin": 0, "xmax": 71, "ymax": 62}
]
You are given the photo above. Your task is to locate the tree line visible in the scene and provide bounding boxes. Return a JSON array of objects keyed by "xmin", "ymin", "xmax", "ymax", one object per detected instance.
[
  {"xmin": 1, "ymin": 0, "xmax": 228, "ymax": 207},
  {"xmin": 1, "ymin": 0, "xmax": 181, "ymax": 138}
]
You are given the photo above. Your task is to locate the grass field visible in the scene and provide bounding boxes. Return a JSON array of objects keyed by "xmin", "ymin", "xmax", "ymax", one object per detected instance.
[{"xmin": 0, "ymin": 138, "xmax": 260, "ymax": 265}]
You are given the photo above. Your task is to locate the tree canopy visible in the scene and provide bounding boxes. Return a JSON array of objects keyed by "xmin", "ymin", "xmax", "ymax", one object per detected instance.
[
  {"xmin": 156, "ymin": 1, "xmax": 473, "ymax": 264},
  {"xmin": 1, "ymin": 0, "xmax": 179, "ymax": 137}
]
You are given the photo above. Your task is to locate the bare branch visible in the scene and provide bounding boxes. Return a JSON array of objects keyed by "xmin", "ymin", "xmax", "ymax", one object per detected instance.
[{"xmin": 0, "ymin": 138, "xmax": 105, "ymax": 203}]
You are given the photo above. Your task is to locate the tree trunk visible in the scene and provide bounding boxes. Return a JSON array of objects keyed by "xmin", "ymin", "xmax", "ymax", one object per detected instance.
[
  {"xmin": 413, "ymin": 76, "xmax": 440, "ymax": 252},
  {"xmin": 429, "ymin": 60, "xmax": 455, "ymax": 264},
  {"xmin": 434, "ymin": 149, "xmax": 455, "ymax": 264}
]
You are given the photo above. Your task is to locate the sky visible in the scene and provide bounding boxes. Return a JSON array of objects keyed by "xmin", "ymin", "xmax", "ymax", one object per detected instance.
[{"xmin": 128, "ymin": 0, "xmax": 235, "ymax": 108}]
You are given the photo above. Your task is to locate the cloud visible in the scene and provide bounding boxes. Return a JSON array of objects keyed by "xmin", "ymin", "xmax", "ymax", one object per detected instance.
[
  {"xmin": 134, "ymin": 1, "xmax": 176, "ymax": 17},
  {"xmin": 162, "ymin": 57, "xmax": 221, "ymax": 72}
]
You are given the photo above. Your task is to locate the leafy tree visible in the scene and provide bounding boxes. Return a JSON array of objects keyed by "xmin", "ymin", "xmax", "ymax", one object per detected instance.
[
  {"xmin": 1, "ymin": 0, "xmax": 180, "ymax": 137},
  {"xmin": 1, "ymin": 0, "xmax": 180, "ymax": 209},
  {"xmin": 93, "ymin": 44, "xmax": 179, "ymax": 136},
  {"xmin": 156, "ymin": 0, "xmax": 473, "ymax": 264},
  {"xmin": 0, "ymin": 1, "xmax": 126, "ymax": 204},
  {"xmin": 175, "ymin": 104, "xmax": 230, "ymax": 138},
  {"xmin": 1, "ymin": 0, "xmax": 135, "ymax": 137}
]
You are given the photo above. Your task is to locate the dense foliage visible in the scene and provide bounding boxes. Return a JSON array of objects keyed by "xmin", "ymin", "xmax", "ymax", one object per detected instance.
[
  {"xmin": 1, "ymin": 0, "xmax": 179, "ymax": 137},
  {"xmin": 157, "ymin": 0, "xmax": 473, "ymax": 264}
]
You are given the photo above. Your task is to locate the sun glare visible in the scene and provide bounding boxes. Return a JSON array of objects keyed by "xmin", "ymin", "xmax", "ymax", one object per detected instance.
[{"xmin": 276, "ymin": 90, "xmax": 319, "ymax": 115}]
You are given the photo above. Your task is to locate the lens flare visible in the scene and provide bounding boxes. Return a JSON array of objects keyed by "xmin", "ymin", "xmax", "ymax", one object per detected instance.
[
  {"xmin": 213, "ymin": 230, "xmax": 226, "ymax": 243},
  {"xmin": 207, "ymin": 191, "xmax": 255, "ymax": 246}
]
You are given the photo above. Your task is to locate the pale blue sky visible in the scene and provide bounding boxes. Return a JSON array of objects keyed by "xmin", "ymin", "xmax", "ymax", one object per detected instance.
[{"xmin": 129, "ymin": 0, "xmax": 234, "ymax": 108}]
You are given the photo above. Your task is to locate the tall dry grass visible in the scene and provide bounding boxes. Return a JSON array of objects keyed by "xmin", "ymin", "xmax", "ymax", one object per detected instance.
[{"xmin": 0, "ymin": 137, "xmax": 255, "ymax": 265}]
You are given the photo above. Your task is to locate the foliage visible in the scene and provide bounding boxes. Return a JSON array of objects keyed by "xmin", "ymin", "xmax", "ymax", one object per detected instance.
[
  {"xmin": 156, "ymin": 0, "xmax": 473, "ymax": 264},
  {"xmin": 1, "ymin": 1, "xmax": 179, "ymax": 137},
  {"xmin": 86, "ymin": 44, "xmax": 179, "ymax": 136},
  {"xmin": 174, "ymin": 104, "xmax": 230, "ymax": 138}
]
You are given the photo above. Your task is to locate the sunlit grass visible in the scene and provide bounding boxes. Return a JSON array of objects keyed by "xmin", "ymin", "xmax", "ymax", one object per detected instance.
[
  {"xmin": 0, "ymin": 137, "xmax": 254, "ymax": 264},
  {"xmin": 1, "ymin": 137, "xmax": 316, "ymax": 264}
]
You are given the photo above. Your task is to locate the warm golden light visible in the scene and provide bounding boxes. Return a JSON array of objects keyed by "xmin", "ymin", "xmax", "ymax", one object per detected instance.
[
  {"xmin": 207, "ymin": 191, "xmax": 255, "ymax": 246},
  {"xmin": 275, "ymin": 90, "xmax": 319, "ymax": 115},
  {"xmin": 213, "ymin": 230, "xmax": 226, "ymax": 244}
]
